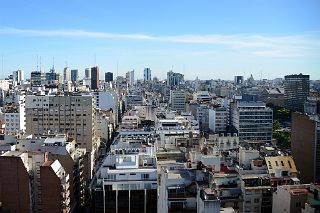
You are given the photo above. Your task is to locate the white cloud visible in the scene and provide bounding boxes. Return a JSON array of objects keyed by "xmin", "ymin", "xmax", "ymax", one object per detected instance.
[{"xmin": 1, "ymin": 27, "xmax": 319, "ymax": 57}]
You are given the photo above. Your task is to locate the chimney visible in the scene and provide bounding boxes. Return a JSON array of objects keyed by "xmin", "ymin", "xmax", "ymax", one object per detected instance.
[{"xmin": 44, "ymin": 152, "xmax": 49, "ymax": 162}]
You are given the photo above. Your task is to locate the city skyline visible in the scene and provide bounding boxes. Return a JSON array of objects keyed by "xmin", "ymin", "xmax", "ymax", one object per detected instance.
[{"xmin": 1, "ymin": 0, "xmax": 320, "ymax": 80}]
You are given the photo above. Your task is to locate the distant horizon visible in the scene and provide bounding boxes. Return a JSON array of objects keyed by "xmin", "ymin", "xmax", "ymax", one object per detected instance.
[{"xmin": 1, "ymin": 0, "xmax": 320, "ymax": 80}]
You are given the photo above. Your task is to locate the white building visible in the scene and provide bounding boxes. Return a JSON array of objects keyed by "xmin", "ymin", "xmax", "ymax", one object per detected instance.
[
  {"xmin": 193, "ymin": 91, "xmax": 211, "ymax": 102},
  {"xmin": 208, "ymin": 133, "xmax": 239, "ymax": 151},
  {"xmin": 63, "ymin": 67, "xmax": 72, "ymax": 82},
  {"xmin": 209, "ymin": 107, "xmax": 228, "ymax": 133},
  {"xmin": 4, "ymin": 94, "xmax": 26, "ymax": 135},
  {"xmin": 232, "ymin": 101, "xmax": 273, "ymax": 143},
  {"xmin": 90, "ymin": 132, "xmax": 158, "ymax": 213},
  {"xmin": 126, "ymin": 70, "xmax": 135, "ymax": 86}
]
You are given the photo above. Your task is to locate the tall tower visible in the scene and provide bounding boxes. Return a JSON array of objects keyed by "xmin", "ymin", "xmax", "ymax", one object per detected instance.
[
  {"xmin": 63, "ymin": 67, "xmax": 71, "ymax": 82},
  {"xmin": 144, "ymin": 68, "xmax": 151, "ymax": 82},
  {"xmin": 284, "ymin": 73, "xmax": 310, "ymax": 112},
  {"xmin": 91, "ymin": 66, "xmax": 99, "ymax": 90},
  {"xmin": 105, "ymin": 72, "xmax": 113, "ymax": 82}
]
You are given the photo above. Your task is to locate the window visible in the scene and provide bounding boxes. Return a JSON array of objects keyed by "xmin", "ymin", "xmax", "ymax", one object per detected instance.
[
  {"xmin": 254, "ymin": 198, "xmax": 260, "ymax": 203},
  {"xmin": 296, "ymin": 202, "xmax": 301, "ymax": 207},
  {"xmin": 141, "ymin": 174, "xmax": 149, "ymax": 180}
]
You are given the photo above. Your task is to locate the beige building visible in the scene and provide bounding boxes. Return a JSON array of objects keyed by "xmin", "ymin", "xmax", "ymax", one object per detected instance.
[{"xmin": 25, "ymin": 95, "xmax": 96, "ymax": 152}]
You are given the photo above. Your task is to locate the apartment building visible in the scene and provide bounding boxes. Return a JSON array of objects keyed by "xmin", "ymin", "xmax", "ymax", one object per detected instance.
[
  {"xmin": 25, "ymin": 95, "xmax": 96, "ymax": 152},
  {"xmin": 232, "ymin": 101, "xmax": 273, "ymax": 143},
  {"xmin": 90, "ymin": 132, "xmax": 157, "ymax": 213}
]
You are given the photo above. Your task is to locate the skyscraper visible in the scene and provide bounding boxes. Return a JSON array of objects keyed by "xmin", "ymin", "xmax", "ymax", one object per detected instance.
[
  {"xmin": 12, "ymin": 69, "xmax": 24, "ymax": 85},
  {"xmin": 167, "ymin": 71, "xmax": 184, "ymax": 86},
  {"xmin": 126, "ymin": 70, "xmax": 135, "ymax": 86},
  {"xmin": 71, "ymin": 69, "xmax": 79, "ymax": 82},
  {"xmin": 284, "ymin": 73, "xmax": 310, "ymax": 112},
  {"xmin": 144, "ymin": 68, "xmax": 151, "ymax": 82},
  {"xmin": 91, "ymin": 66, "xmax": 99, "ymax": 90},
  {"xmin": 63, "ymin": 67, "xmax": 71, "ymax": 82},
  {"xmin": 85, "ymin": 68, "xmax": 91, "ymax": 79},
  {"xmin": 105, "ymin": 72, "xmax": 113, "ymax": 82}
]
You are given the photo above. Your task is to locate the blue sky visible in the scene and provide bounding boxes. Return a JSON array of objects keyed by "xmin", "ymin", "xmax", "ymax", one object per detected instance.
[{"xmin": 0, "ymin": 0, "xmax": 320, "ymax": 80}]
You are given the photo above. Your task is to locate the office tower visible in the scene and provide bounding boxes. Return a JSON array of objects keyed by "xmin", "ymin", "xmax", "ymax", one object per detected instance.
[
  {"xmin": 126, "ymin": 70, "xmax": 135, "ymax": 86},
  {"xmin": 71, "ymin": 69, "xmax": 79, "ymax": 82},
  {"xmin": 12, "ymin": 69, "xmax": 24, "ymax": 84},
  {"xmin": 170, "ymin": 90, "xmax": 186, "ymax": 112},
  {"xmin": 232, "ymin": 101, "xmax": 273, "ymax": 143},
  {"xmin": 85, "ymin": 68, "xmax": 91, "ymax": 78},
  {"xmin": 284, "ymin": 73, "xmax": 310, "ymax": 112},
  {"xmin": 91, "ymin": 66, "xmax": 99, "ymax": 90},
  {"xmin": 46, "ymin": 66, "xmax": 60, "ymax": 86},
  {"xmin": 40, "ymin": 160, "xmax": 71, "ymax": 213},
  {"xmin": 291, "ymin": 112, "xmax": 320, "ymax": 183},
  {"xmin": 234, "ymin": 76, "xmax": 244, "ymax": 85},
  {"xmin": 63, "ymin": 67, "xmax": 71, "ymax": 82},
  {"xmin": 30, "ymin": 71, "xmax": 46, "ymax": 87},
  {"xmin": 105, "ymin": 72, "xmax": 113, "ymax": 82},
  {"xmin": 25, "ymin": 95, "xmax": 96, "ymax": 152},
  {"xmin": 0, "ymin": 155, "xmax": 31, "ymax": 213},
  {"xmin": 167, "ymin": 70, "xmax": 184, "ymax": 86},
  {"xmin": 144, "ymin": 68, "xmax": 151, "ymax": 82}
]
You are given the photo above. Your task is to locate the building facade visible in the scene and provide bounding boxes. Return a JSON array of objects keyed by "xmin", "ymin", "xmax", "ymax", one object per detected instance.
[{"xmin": 284, "ymin": 74, "xmax": 310, "ymax": 112}]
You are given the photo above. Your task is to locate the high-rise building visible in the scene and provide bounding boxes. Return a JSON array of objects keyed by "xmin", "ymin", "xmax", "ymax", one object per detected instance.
[
  {"xmin": 232, "ymin": 101, "xmax": 273, "ymax": 143},
  {"xmin": 234, "ymin": 76, "xmax": 244, "ymax": 85},
  {"xmin": 4, "ymin": 94, "xmax": 26, "ymax": 135},
  {"xmin": 291, "ymin": 112, "xmax": 320, "ymax": 183},
  {"xmin": 105, "ymin": 72, "xmax": 113, "ymax": 82},
  {"xmin": 71, "ymin": 69, "xmax": 79, "ymax": 82},
  {"xmin": 91, "ymin": 66, "xmax": 99, "ymax": 90},
  {"xmin": 85, "ymin": 68, "xmax": 91, "ymax": 79},
  {"xmin": 31, "ymin": 71, "xmax": 46, "ymax": 87},
  {"xmin": 63, "ymin": 67, "xmax": 71, "ymax": 82},
  {"xmin": 144, "ymin": 68, "xmax": 151, "ymax": 82},
  {"xmin": 12, "ymin": 69, "xmax": 24, "ymax": 85},
  {"xmin": 284, "ymin": 73, "xmax": 310, "ymax": 112},
  {"xmin": 25, "ymin": 95, "xmax": 97, "ymax": 179},
  {"xmin": 167, "ymin": 71, "xmax": 184, "ymax": 86},
  {"xmin": 126, "ymin": 70, "xmax": 135, "ymax": 86},
  {"xmin": 46, "ymin": 66, "xmax": 60, "ymax": 86},
  {"xmin": 170, "ymin": 90, "xmax": 186, "ymax": 112},
  {"xmin": 25, "ymin": 95, "xmax": 96, "ymax": 152}
]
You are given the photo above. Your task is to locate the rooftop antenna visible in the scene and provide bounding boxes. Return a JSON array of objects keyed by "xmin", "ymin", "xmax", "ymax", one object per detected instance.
[
  {"xmin": 52, "ymin": 57, "xmax": 55, "ymax": 69},
  {"xmin": 1, "ymin": 54, "xmax": 3, "ymax": 76},
  {"xmin": 40, "ymin": 56, "xmax": 42, "ymax": 72},
  {"xmin": 117, "ymin": 60, "xmax": 119, "ymax": 77},
  {"xmin": 36, "ymin": 55, "xmax": 39, "ymax": 71},
  {"xmin": 65, "ymin": 61, "xmax": 68, "ymax": 67}
]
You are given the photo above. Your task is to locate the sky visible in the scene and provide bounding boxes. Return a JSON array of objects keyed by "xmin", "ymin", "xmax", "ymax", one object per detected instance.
[{"xmin": 0, "ymin": 0, "xmax": 320, "ymax": 80}]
